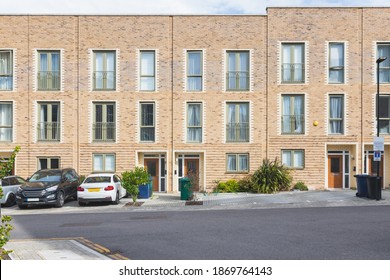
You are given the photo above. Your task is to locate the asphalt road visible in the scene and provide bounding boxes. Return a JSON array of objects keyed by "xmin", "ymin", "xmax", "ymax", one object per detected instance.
[{"xmin": 8, "ymin": 205, "xmax": 390, "ymax": 259}]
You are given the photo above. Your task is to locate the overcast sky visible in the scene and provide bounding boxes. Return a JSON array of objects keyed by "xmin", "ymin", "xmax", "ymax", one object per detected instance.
[{"xmin": 1, "ymin": 0, "xmax": 390, "ymax": 14}]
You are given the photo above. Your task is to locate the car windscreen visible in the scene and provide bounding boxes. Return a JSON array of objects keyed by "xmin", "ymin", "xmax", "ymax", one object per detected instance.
[
  {"xmin": 84, "ymin": 176, "xmax": 111, "ymax": 183},
  {"xmin": 29, "ymin": 170, "xmax": 62, "ymax": 183}
]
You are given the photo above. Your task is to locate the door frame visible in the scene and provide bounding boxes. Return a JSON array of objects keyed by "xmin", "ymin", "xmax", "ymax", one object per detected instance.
[
  {"xmin": 141, "ymin": 153, "xmax": 166, "ymax": 192},
  {"xmin": 327, "ymin": 150, "xmax": 350, "ymax": 189},
  {"xmin": 175, "ymin": 152, "xmax": 205, "ymax": 192}
]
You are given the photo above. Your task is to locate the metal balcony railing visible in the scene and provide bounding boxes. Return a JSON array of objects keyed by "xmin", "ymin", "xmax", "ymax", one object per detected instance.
[
  {"xmin": 93, "ymin": 71, "xmax": 116, "ymax": 90},
  {"xmin": 281, "ymin": 63, "xmax": 305, "ymax": 83},
  {"xmin": 38, "ymin": 71, "xmax": 60, "ymax": 90},
  {"xmin": 93, "ymin": 122, "xmax": 116, "ymax": 141},
  {"xmin": 226, "ymin": 71, "xmax": 249, "ymax": 91},
  {"xmin": 37, "ymin": 122, "xmax": 60, "ymax": 141},
  {"xmin": 226, "ymin": 123, "xmax": 249, "ymax": 142},
  {"xmin": 281, "ymin": 115, "xmax": 305, "ymax": 134}
]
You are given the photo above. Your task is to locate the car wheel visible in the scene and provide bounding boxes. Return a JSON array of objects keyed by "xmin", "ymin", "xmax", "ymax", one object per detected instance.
[
  {"xmin": 78, "ymin": 201, "xmax": 86, "ymax": 207},
  {"xmin": 18, "ymin": 204, "xmax": 28, "ymax": 209},
  {"xmin": 113, "ymin": 191, "xmax": 120, "ymax": 205},
  {"xmin": 4, "ymin": 193, "xmax": 16, "ymax": 207},
  {"xmin": 55, "ymin": 192, "xmax": 65, "ymax": 208}
]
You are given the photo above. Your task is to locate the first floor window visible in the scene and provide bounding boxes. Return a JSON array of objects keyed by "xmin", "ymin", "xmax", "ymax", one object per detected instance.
[
  {"xmin": 282, "ymin": 150, "xmax": 304, "ymax": 169},
  {"xmin": 38, "ymin": 102, "xmax": 60, "ymax": 141},
  {"xmin": 93, "ymin": 102, "xmax": 116, "ymax": 142},
  {"xmin": 140, "ymin": 102, "xmax": 155, "ymax": 142},
  {"xmin": 379, "ymin": 95, "xmax": 390, "ymax": 134},
  {"xmin": 282, "ymin": 94, "xmax": 304, "ymax": 134},
  {"xmin": 38, "ymin": 157, "xmax": 60, "ymax": 170},
  {"xmin": 226, "ymin": 102, "xmax": 249, "ymax": 142},
  {"xmin": 226, "ymin": 153, "xmax": 249, "ymax": 173},
  {"xmin": 329, "ymin": 95, "xmax": 344, "ymax": 134},
  {"xmin": 93, "ymin": 154, "xmax": 115, "ymax": 172},
  {"xmin": 0, "ymin": 102, "xmax": 12, "ymax": 141},
  {"xmin": 187, "ymin": 102, "xmax": 202, "ymax": 142}
]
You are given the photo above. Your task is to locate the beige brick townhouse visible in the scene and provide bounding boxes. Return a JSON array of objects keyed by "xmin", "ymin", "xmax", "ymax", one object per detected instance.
[{"xmin": 1, "ymin": 7, "xmax": 390, "ymax": 192}]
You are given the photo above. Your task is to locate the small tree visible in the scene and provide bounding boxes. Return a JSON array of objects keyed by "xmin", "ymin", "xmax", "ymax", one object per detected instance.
[
  {"xmin": 251, "ymin": 158, "xmax": 292, "ymax": 194},
  {"xmin": 0, "ymin": 146, "xmax": 20, "ymax": 259},
  {"xmin": 121, "ymin": 167, "xmax": 150, "ymax": 203}
]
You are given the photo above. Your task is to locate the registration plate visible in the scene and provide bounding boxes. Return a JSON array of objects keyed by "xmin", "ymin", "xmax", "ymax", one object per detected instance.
[
  {"xmin": 27, "ymin": 198, "xmax": 39, "ymax": 202},
  {"xmin": 88, "ymin": 188, "xmax": 100, "ymax": 192}
]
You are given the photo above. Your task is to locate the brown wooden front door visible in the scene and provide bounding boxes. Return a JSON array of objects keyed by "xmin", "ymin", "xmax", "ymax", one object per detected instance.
[
  {"xmin": 184, "ymin": 158, "xmax": 199, "ymax": 191},
  {"xmin": 328, "ymin": 155, "xmax": 343, "ymax": 188},
  {"xmin": 144, "ymin": 158, "xmax": 159, "ymax": 191}
]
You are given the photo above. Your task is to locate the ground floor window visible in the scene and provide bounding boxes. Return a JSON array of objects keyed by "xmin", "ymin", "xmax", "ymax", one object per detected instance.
[
  {"xmin": 38, "ymin": 157, "xmax": 60, "ymax": 170},
  {"xmin": 226, "ymin": 153, "xmax": 249, "ymax": 173},
  {"xmin": 93, "ymin": 154, "xmax": 115, "ymax": 172},
  {"xmin": 282, "ymin": 150, "xmax": 304, "ymax": 168}
]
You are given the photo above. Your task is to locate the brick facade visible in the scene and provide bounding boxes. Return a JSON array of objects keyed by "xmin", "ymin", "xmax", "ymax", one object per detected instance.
[{"xmin": 1, "ymin": 8, "xmax": 390, "ymax": 192}]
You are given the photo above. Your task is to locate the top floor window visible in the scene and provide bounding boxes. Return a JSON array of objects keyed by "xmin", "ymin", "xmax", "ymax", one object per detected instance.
[
  {"xmin": 93, "ymin": 50, "xmax": 116, "ymax": 91},
  {"xmin": 328, "ymin": 43, "xmax": 345, "ymax": 84},
  {"xmin": 187, "ymin": 50, "xmax": 203, "ymax": 91},
  {"xmin": 140, "ymin": 51, "xmax": 156, "ymax": 91},
  {"xmin": 0, "ymin": 50, "xmax": 13, "ymax": 91},
  {"xmin": 38, "ymin": 51, "xmax": 61, "ymax": 91},
  {"xmin": 377, "ymin": 43, "xmax": 390, "ymax": 83},
  {"xmin": 281, "ymin": 43, "xmax": 305, "ymax": 84},
  {"xmin": 226, "ymin": 51, "xmax": 249, "ymax": 91}
]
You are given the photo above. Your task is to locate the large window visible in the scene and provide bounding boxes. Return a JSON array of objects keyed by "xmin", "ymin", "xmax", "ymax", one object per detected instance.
[
  {"xmin": 38, "ymin": 157, "xmax": 60, "ymax": 170},
  {"xmin": 93, "ymin": 154, "xmax": 115, "ymax": 172},
  {"xmin": 377, "ymin": 43, "xmax": 390, "ymax": 83},
  {"xmin": 38, "ymin": 51, "xmax": 60, "ymax": 90},
  {"xmin": 187, "ymin": 102, "xmax": 202, "ymax": 143},
  {"xmin": 140, "ymin": 51, "xmax": 155, "ymax": 91},
  {"xmin": 281, "ymin": 43, "xmax": 305, "ymax": 83},
  {"xmin": 329, "ymin": 95, "xmax": 344, "ymax": 134},
  {"xmin": 140, "ymin": 102, "xmax": 155, "ymax": 142},
  {"xmin": 38, "ymin": 102, "xmax": 60, "ymax": 141},
  {"xmin": 187, "ymin": 51, "xmax": 203, "ymax": 91},
  {"xmin": 281, "ymin": 94, "xmax": 304, "ymax": 134},
  {"xmin": 93, "ymin": 102, "xmax": 115, "ymax": 142},
  {"xmin": 328, "ymin": 43, "xmax": 345, "ymax": 84},
  {"xmin": 0, "ymin": 50, "xmax": 13, "ymax": 91},
  {"xmin": 226, "ymin": 154, "xmax": 249, "ymax": 173},
  {"xmin": 282, "ymin": 150, "xmax": 304, "ymax": 169},
  {"xmin": 93, "ymin": 50, "xmax": 116, "ymax": 90},
  {"xmin": 226, "ymin": 51, "xmax": 249, "ymax": 91},
  {"xmin": 379, "ymin": 95, "xmax": 390, "ymax": 134},
  {"xmin": 0, "ymin": 102, "xmax": 12, "ymax": 142},
  {"xmin": 226, "ymin": 102, "xmax": 249, "ymax": 142}
]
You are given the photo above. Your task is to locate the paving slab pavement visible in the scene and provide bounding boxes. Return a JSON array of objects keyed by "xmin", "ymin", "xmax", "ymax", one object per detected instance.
[{"xmin": 2, "ymin": 189, "xmax": 390, "ymax": 260}]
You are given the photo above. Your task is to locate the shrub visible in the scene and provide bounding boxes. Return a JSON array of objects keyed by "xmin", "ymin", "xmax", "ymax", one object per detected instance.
[
  {"xmin": 293, "ymin": 181, "xmax": 308, "ymax": 191},
  {"xmin": 214, "ymin": 179, "xmax": 240, "ymax": 193},
  {"xmin": 238, "ymin": 176, "xmax": 255, "ymax": 193},
  {"xmin": 121, "ymin": 167, "xmax": 150, "ymax": 202},
  {"xmin": 251, "ymin": 158, "xmax": 292, "ymax": 194}
]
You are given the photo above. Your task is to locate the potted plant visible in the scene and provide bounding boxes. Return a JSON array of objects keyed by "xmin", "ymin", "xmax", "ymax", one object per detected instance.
[{"xmin": 121, "ymin": 167, "xmax": 150, "ymax": 205}]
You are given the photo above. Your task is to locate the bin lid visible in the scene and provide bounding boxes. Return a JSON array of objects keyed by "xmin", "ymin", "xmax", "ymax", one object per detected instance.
[
  {"xmin": 353, "ymin": 174, "xmax": 369, "ymax": 177},
  {"xmin": 179, "ymin": 177, "xmax": 191, "ymax": 182}
]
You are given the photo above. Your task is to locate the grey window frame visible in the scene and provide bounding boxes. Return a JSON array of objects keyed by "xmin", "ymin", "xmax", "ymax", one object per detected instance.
[
  {"xmin": 37, "ymin": 102, "xmax": 61, "ymax": 142},
  {"xmin": 226, "ymin": 153, "xmax": 249, "ymax": 173},
  {"xmin": 37, "ymin": 50, "xmax": 61, "ymax": 91},
  {"xmin": 93, "ymin": 102, "xmax": 116, "ymax": 142},
  {"xmin": 0, "ymin": 50, "xmax": 13, "ymax": 91},
  {"xmin": 140, "ymin": 102, "xmax": 155, "ymax": 142},
  {"xmin": 226, "ymin": 50, "xmax": 250, "ymax": 91},
  {"xmin": 281, "ymin": 149, "xmax": 305, "ymax": 169},
  {"xmin": 93, "ymin": 153, "xmax": 116, "ymax": 173},
  {"xmin": 0, "ymin": 102, "xmax": 13, "ymax": 142},
  {"xmin": 281, "ymin": 43, "xmax": 305, "ymax": 84},
  {"xmin": 93, "ymin": 50, "xmax": 116, "ymax": 91},
  {"xmin": 328, "ymin": 42, "xmax": 345, "ymax": 84}
]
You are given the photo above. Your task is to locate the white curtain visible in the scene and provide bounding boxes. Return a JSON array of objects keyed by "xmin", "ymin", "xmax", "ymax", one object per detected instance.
[
  {"xmin": 227, "ymin": 155, "xmax": 236, "ymax": 171},
  {"xmin": 106, "ymin": 52, "xmax": 115, "ymax": 89},
  {"xmin": 105, "ymin": 155, "xmax": 115, "ymax": 171},
  {"xmin": 0, "ymin": 104, "xmax": 12, "ymax": 141},
  {"xmin": 282, "ymin": 96, "xmax": 291, "ymax": 133},
  {"xmin": 40, "ymin": 104, "xmax": 47, "ymax": 140},
  {"xmin": 187, "ymin": 104, "xmax": 201, "ymax": 142},
  {"xmin": 187, "ymin": 52, "xmax": 202, "ymax": 91},
  {"xmin": 95, "ymin": 52, "xmax": 104, "ymax": 89},
  {"xmin": 140, "ymin": 52, "xmax": 155, "ymax": 91},
  {"xmin": 239, "ymin": 103, "xmax": 249, "ymax": 140},
  {"xmin": 282, "ymin": 44, "xmax": 303, "ymax": 82},
  {"xmin": 228, "ymin": 53, "xmax": 236, "ymax": 89},
  {"xmin": 238, "ymin": 155, "xmax": 248, "ymax": 171},
  {"xmin": 0, "ymin": 52, "xmax": 12, "ymax": 90},
  {"xmin": 294, "ymin": 96, "xmax": 303, "ymax": 133},
  {"xmin": 93, "ymin": 155, "xmax": 103, "ymax": 171},
  {"xmin": 282, "ymin": 151, "xmax": 291, "ymax": 167},
  {"xmin": 294, "ymin": 151, "xmax": 304, "ymax": 168},
  {"xmin": 329, "ymin": 44, "xmax": 344, "ymax": 83},
  {"xmin": 239, "ymin": 52, "xmax": 249, "ymax": 89},
  {"xmin": 329, "ymin": 96, "xmax": 343, "ymax": 133},
  {"xmin": 227, "ymin": 104, "xmax": 236, "ymax": 140},
  {"xmin": 39, "ymin": 53, "xmax": 48, "ymax": 72}
]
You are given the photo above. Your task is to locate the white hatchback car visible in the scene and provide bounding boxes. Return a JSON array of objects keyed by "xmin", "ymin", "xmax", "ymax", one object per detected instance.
[{"xmin": 77, "ymin": 173, "xmax": 127, "ymax": 206}]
